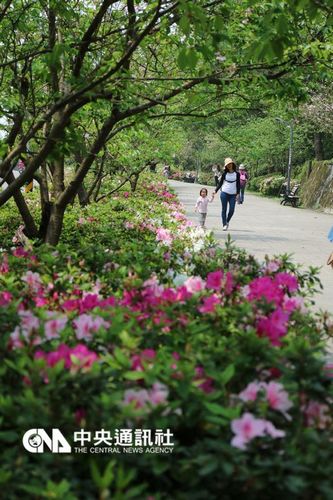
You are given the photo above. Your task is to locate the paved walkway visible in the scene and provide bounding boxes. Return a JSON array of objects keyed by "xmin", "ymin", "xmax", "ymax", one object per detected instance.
[{"xmin": 170, "ymin": 180, "xmax": 333, "ymax": 314}]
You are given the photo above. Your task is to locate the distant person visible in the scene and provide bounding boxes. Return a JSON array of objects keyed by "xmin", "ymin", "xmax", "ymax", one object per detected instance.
[
  {"xmin": 148, "ymin": 160, "xmax": 157, "ymax": 173},
  {"xmin": 212, "ymin": 164, "xmax": 222, "ymax": 187},
  {"xmin": 214, "ymin": 157, "xmax": 240, "ymax": 231},
  {"xmin": 195, "ymin": 188, "xmax": 215, "ymax": 229},
  {"xmin": 238, "ymin": 164, "xmax": 249, "ymax": 204},
  {"xmin": 328, "ymin": 226, "xmax": 333, "ymax": 268},
  {"xmin": 163, "ymin": 165, "xmax": 171, "ymax": 178}
]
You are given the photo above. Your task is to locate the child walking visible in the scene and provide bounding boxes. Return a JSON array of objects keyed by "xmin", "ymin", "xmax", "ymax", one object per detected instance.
[{"xmin": 195, "ymin": 188, "xmax": 214, "ymax": 229}]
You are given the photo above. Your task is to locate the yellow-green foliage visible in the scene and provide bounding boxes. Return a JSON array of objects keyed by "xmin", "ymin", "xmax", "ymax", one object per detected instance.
[{"xmin": 300, "ymin": 160, "xmax": 333, "ymax": 211}]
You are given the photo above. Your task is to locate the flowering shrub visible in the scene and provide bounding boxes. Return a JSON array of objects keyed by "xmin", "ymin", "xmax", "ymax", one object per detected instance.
[{"xmin": 0, "ymin": 176, "xmax": 332, "ymax": 498}]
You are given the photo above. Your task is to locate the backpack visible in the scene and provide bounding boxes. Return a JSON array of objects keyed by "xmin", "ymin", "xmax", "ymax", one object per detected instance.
[{"xmin": 240, "ymin": 171, "xmax": 247, "ymax": 186}]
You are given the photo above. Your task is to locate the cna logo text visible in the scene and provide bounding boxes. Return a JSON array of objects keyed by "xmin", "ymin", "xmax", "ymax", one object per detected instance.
[
  {"xmin": 22, "ymin": 429, "xmax": 71, "ymax": 453},
  {"xmin": 22, "ymin": 428, "xmax": 174, "ymax": 454}
]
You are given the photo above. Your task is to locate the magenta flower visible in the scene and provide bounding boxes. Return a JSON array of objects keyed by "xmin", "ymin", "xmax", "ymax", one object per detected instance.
[
  {"xmin": 35, "ymin": 343, "xmax": 99, "ymax": 373},
  {"xmin": 131, "ymin": 349, "xmax": 156, "ymax": 371},
  {"xmin": 257, "ymin": 308, "xmax": 290, "ymax": 346},
  {"xmin": 70, "ymin": 344, "xmax": 99, "ymax": 371},
  {"xmin": 224, "ymin": 272, "xmax": 234, "ymax": 295},
  {"xmin": 12, "ymin": 247, "xmax": 30, "ymax": 258},
  {"xmin": 198, "ymin": 294, "xmax": 220, "ymax": 314},
  {"xmin": 184, "ymin": 276, "xmax": 206, "ymax": 294},
  {"xmin": 275, "ymin": 272, "xmax": 298, "ymax": 293},
  {"xmin": 34, "ymin": 296, "xmax": 48, "ymax": 307},
  {"xmin": 44, "ymin": 316, "xmax": 68, "ymax": 340},
  {"xmin": 247, "ymin": 276, "xmax": 283, "ymax": 305},
  {"xmin": 0, "ymin": 291, "xmax": 12, "ymax": 306},
  {"xmin": 231, "ymin": 413, "xmax": 266, "ymax": 449},
  {"xmin": 194, "ymin": 366, "xmax": 214, "ymax": 393},
  {"xmin": 283, "ymin": 296, "xmax": 304, "ymax": 313},
  {"xmin": 206, "ymin": 270, "xmax": 223, "ymax": 291}
]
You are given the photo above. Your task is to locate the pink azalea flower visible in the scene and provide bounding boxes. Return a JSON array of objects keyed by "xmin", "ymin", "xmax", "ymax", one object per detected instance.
[
  {"xmin": 156, "ymin": 228, "xmax": 173, "ymax": 246},
  {"xmin": 19, "ymin": 310, "xmax": 40, "ymax": 334},
  {"xmin": 148, "ymin": 382, "xmax": 169, "ymax": 405},
  {"xmin": 257, "ymin": 308, "xmax": 290, "ymax": 346},
  {"xmin": 143, "ymin": 276, "xmax": 164, "ymax": 297},
  {"xmin": 44, "ymin": 316, "xmax": 67, "ymax": 340},
  {"xmin": 206, "ymin": 270, "xmax": 223, "ymax": 291},
  {"xmin": 265, "ymin": 261, "xmax": 280, "ymax": 273},
  {"xmin": 73, "ymin": 313, "xmax": 109, "ymax": 340},
  {"xmin": 184, "ymin": 276, "xmax": 206, "ymax": 294},
  {"xmin": 231, "ymin": 413, "xmax": 266, "ymax": 449},
  {"xmin": 125, "ymin": 221, "xmax": 135, "ymax": 229},
  {"xmin": 123, "ymin": 388, "xmax": 149, "ymax": 409},
  {"xmin": 198, "ymin": 294, "xmax": 220, "ymax": 314},
  {"xmin": 303, "ymin": 401, "xmax": 332, "ymax": 429},
  {"xmin": 70, "ymin": 344, "xmax": 99, "ymax": 372},
  {"xmin": 22, "ymin": 270, "xmax": 42, "ymax": 293},
  {"xmin": 275, "ymin": 272, "xmax": 298, "ymax": 293},
  {"xmin": 323, "ymin": 363, "xmax": 333, "ymax": 379},
  {"xmin": 0, "ymin": 254, "xmax": 9, "ymax": 273},
  {"xmin": 263, "ymin": 420, "xmax": 285, "ymax": 438},
  {"xmin": 238, "ymin": 381, "xmax": 262, "ymax": 402},
  {"xmin": 264, "ymin": 381, "xmax": 293, "ymax": 416}
]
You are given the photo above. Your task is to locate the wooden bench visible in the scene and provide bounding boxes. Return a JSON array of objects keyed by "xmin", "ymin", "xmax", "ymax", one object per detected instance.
[{"xmin": 280, "ymin": 183, "xmax": 300, "ymax": 207}]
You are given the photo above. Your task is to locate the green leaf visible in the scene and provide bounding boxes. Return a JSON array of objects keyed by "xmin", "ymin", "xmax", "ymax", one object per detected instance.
[
  {"xmin": 220, "ymin": 364, "xmax": 235, "ymax": 384},
  {"xmin": 123, "ymin": 370, "xmax": 145, "ymax": 380}
]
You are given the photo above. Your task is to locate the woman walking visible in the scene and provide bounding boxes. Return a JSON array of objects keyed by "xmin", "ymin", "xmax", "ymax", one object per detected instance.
[{"xmin": 215, "ymin": 158, "xmax": 240, "ymax": 231}]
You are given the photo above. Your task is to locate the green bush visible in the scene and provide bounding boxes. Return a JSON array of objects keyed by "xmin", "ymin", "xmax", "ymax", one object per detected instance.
[{"xmin": 0, "ymin": 177, "xmax": 332, "ymax": 499}]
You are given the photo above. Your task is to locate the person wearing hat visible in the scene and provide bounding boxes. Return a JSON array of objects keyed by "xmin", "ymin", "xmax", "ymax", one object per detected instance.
[
  {"xmin": 214, "ymin": 158, "xmax": 240, "ymax": 231},
  {"xmin": 238, "ymin": 164, "xmax": 249, "ymax": 204}
]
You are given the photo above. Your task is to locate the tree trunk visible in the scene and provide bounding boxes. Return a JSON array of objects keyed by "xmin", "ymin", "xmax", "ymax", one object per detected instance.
[
  {"xmin": 129, "ymin": 172, "xmax": 140, "ymax": 192},
  {"xmin": 314, "ymin": 132, "xmax": 324, "ymax": 160},
  {"xmin": 44, "ymin": 204, "xmax": 65, "ymax": 245},
  {"xmin": 7, "ymin": 172, "xmax": 38, "ymax": 238}
]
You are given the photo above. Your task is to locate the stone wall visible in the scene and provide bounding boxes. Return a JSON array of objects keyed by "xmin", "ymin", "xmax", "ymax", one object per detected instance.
[{"xmin": 300, "ymin": 160, "xmax": 333, "ymax": 213}]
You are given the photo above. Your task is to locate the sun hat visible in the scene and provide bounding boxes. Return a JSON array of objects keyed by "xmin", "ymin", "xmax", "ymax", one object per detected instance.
[
  {"xmin": 224, "ymin": 157, "xmax": 235, "ymax": 168},
  {"xmin": 239, "ymin": 164, "xmax": 246, "ymax": 170}
]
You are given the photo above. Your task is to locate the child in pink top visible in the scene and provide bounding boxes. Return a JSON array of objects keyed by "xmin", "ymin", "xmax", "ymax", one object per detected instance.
[{"xmin": 195, "ymin": 188, "xmax": 215, "ymax": 229}]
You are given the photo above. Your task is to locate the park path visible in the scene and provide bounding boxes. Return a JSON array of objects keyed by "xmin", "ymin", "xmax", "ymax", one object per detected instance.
[{"xmin": 169, "ymin": 180, "xmax": 333, "ymax": 314}]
